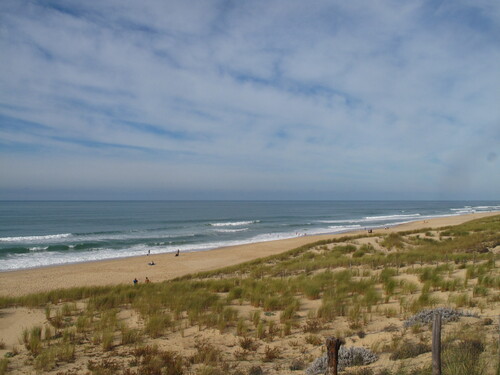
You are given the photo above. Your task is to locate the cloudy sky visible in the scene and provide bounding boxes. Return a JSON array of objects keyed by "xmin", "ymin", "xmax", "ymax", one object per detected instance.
[{"xmin": 1, "ymin": 0, "xmax": 499, "ymax": 200}]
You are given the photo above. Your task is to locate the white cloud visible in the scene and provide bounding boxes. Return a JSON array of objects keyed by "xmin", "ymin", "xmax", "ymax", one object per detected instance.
[{"xmin": 0, "ymin": 0, "xmax": 499, "ymax": 199}]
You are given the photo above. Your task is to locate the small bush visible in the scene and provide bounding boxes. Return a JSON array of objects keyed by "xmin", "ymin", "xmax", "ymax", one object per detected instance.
[
  {"xmin": 192, "ymin": 339, "xmax": 222, "ymax": 365},
  {"xmin": 352, "ymin": 249, "xmax": 366, "ymax": 258},
  {"xmin": 239, "ymin": 337, "xmax": 259, "ymax": 351},
  {"xmin": 305, "ymin": 334, "xmax": 322, "ymax": 346},
  {"xmin": 87, "ymin": 358, "xmax": 122, "ymax": 375},
  {"xmin": 248, "ymin": 366, "xmax": 263, "ymax": 375},
  {"xmin": 442, "ymin": 339, "xmax": 486, "ymax": 375},
  {"xmin": 303, "ymin": 318, "xmax": 322, "ymax": 333},
  {"xmin": 381, "ymin": 233, "xmax": 405, "ymax": 250},
  {"xmin": 145, "ymin": 314, "xmax": 172, "ymax": 338},
  {"xmin": 263, "ymin": 345, "xmax": 281, "ymax": 362},
  {"xmin": 389, "ymin": 340, "xmax": 430, "ymax": 360},
  {"xmin": 289, "ymin": 358, "xmax": 305, "ymax": 370},
  {"xmin": 132, "ymin": 345, "xmax": 184, "ymax": 375}
]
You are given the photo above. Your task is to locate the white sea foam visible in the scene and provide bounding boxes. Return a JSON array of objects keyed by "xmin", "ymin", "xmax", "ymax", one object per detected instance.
[
  {"xmin": 318, "ymin": 214, "xmax": 421, "ymax": 224},
  {"xmin": 209, "ymin": 220, "xmax": 260, "ymax": 227},
  {"xmin": 328, "ymin": 225, "xmax": 362, "ymax": 231},
  {"xmin": 451, "ymin": 205, "xmax": 500, "ymax": 213},
  {"xmin": 214, "ymin": 228, "xmax": 249, "ymax": 233},
  {"xmin": 29, "ymin": 246, "xmax": 48, "ymax": 252},
  {"xmin": 364, "ymin": 214, "xmax": 421, "ymax": 221},
  {"xmin": 0, "ymin": 233, "xmax": 72, "ymax": 242}
]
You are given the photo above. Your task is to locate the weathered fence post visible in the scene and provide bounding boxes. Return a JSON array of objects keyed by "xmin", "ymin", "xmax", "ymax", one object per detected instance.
[
  {"xmin": 326, "ymin": 336, "xmax": 344, "ymax": 375},
  {"xmin": 432, "ymin": 312, "xmax": 442, "ymax": 375}
]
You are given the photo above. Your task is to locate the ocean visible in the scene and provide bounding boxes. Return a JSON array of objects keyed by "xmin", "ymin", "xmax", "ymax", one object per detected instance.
[{"xmin": 0, "ymin": 201, "xmax": 499, "ymax": 272}]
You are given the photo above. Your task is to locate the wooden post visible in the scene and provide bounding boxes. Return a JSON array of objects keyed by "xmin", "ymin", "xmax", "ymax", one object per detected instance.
[
  {"xmin": 432, "ymin": 312, "xmax": 442, "ymax": 375},
  {"xmin": 326, "ymin": 336, "xmax": 344, "ymax": 375}
]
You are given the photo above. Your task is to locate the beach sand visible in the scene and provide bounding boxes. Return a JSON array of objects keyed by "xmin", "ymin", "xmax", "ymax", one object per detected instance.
[{"xmin": 0, "ymin": 211, "xmax": 497, "ymax": 298}]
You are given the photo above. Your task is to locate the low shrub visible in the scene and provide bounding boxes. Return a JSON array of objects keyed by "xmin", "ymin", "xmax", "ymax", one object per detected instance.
[
  {"xmin": 263, "ymin": 345, "xmax": 281, "ymax": 362},
  {"xmin": 442, "ymin": 339, "xmax": 486, "ymax": 375},
  {"xmin": 305, "ymin": 334, "xmax": 322, "ymax": 346},
  {"xmin": 389, "ymin": 340, "xmax": 430, "ymax": 360},
  {"xmin": 290, "ymin": 358, "xmax": 305, "ymax": 370},
  {"xmin": 192, "ymin": 339, "xmax": 222, "ymax": 365},
  {"xmin": 145, "ymin": 314, "xmax": 172, "ymax": 338},
  {"xmin": 239, "ymin": 337, "xmax": 259, "ymax": 351}
]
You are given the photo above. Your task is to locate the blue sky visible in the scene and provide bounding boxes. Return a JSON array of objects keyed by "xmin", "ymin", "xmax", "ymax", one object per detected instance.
[{"xmin": 0, "ymin": 0, "xmax": 499, "ymax": 200}]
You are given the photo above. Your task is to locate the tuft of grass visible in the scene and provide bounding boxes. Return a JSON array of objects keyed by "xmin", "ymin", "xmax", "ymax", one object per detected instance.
[
  {"xmin": 50, "ymin": 309, "xmax": 65, "ymax": 329},
  {"xmin": 381, "ymin": 233, "xmax": 405, "ymax": 250},
  {"xmin": 389, "ymin": 340, "xmax": 430, "ymax": 360},
  {"xmin": 263, "ymin": 345, "xmax": 281, "ymax": 362},
  {"xmin": 256, "ymin": 320, "xmax": 266, "ymax": 339},
  {"xmin": 87, "ymin": 358, "xmax": 122, "ymax": 375},
  {"xmin": 23, "ymin": 325, "xmax": 43, "ymax": 356},
  {"xmin": 303, "ymin": 318, "xmax": 322, "ymax": 333},
  {"xmin": 0, "ymin": 359, "xmax": 8, "ymax": 375},
  {"xmin": 442, "ymin": 339, "xmax": 486, "ymax": 375},
  {"xmin": 192, "ymin": 339, "xmax": 222, "ymax": 365},
  {"xmin": 34, "ymin": 348, "xmax": 56, "ymax": 372},
  {"xmin": 305, "ymin": 334, "xmax": 322, "ymax": 346},
  {"xmin": 101, "ymin": 330, "xmax": 114, "ymax": 352},
  {"xmin": 236, "ymin": 318, "xmax": 247, "ymax": 336},
  {"xmin": 239, "ymin": 336, "xmax": 259, "ymax": 351},
  {"xmin": 145, "ymin": 313, "xmax": 172, "ymax": 338}
]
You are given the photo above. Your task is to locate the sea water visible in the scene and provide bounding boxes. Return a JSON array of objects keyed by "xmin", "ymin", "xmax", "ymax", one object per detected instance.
[{"xmin": 0, "ymin": 201, "xmax": 499, "ymax": 271}]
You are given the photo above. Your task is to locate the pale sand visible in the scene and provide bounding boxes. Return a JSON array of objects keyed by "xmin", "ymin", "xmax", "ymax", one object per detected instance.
[{"xmin": 0, "ymin": 212, "xmax": 497, "ymax": 297}]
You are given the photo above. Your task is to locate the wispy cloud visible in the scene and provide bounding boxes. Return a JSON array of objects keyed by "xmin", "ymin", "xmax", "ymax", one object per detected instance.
[{"xmin": 1, "ymin": 0, "xmax": 499, "ymax": 199}]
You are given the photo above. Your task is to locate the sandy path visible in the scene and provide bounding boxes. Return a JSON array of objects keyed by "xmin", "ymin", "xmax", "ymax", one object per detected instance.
[{"xmin": 0, "ymin": 212, "xmax": 497, "ymax": 297}]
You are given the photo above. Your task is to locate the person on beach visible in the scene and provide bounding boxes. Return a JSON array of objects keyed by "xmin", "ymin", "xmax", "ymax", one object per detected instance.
[
  {"xmin": 145, "ymin": 277, "xmax": 150, "ymax": 283},
  {"xmin": 147, "ymin": 250, "xmax": 150, "ymax": 256},
  {"xmin": 148, "ymin": 261, "xmax": 155, "ymax": 266},
  {"xmin": 175, "ymin": 249, "xmax": 180, "ymax": 257},
  {"xmin": 133, "ymin": 278, "xmax": 138, "ymax": 285}
]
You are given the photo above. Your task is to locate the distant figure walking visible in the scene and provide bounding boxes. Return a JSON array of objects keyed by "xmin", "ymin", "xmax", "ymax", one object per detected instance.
[
  {"xmin": 145, "ymin": 277, "xmax": 150, "ymax": 283},
  {"xmin": 147, "ymin": 250, "xmax": 150, "ymax": 256},
  {"xmin": 133, "ymin": 278, "xmax": 138, "ymax": 285},
  {"xmin": 175, "ymin": 249, "xmax": 180, "ymax": 257}
]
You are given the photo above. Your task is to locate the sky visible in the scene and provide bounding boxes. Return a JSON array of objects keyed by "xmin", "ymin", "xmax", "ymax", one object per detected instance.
[{"xmin": 0, "ymin": 0, "xmax": 499, "ymax": 200}]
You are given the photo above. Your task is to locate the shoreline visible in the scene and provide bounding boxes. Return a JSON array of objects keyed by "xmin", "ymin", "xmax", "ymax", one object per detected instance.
[{"xmin": 0, "ymin": 211, "xmax": 497, "ymax": 297}]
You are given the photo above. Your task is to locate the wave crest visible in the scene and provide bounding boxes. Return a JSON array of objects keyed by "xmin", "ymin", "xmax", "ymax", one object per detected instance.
[
  {"xmin": 0, "ymin": 233, "xmax": 72, "ymax": 242},
  {"xmin": 209, "ymin": 220, "xmax": 260, "ymax": 227}
]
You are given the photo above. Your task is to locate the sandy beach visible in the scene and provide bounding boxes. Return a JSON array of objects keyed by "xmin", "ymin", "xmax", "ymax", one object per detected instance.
[{"xmin": 1, "ymin": 212, "xmax": 497, "ymax": 298}]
